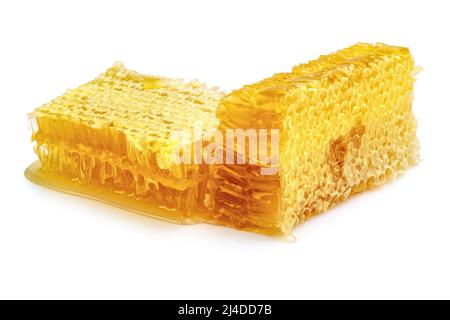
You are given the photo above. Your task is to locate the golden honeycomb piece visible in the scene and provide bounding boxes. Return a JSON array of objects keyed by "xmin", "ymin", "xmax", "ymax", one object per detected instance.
[
  {"xmin": 212, "ymin": 43, "xmax": 419, "ymax": 235},
  {"xmin": 27, "ymin": 62, "xmax": 224, "ymax": 222}
]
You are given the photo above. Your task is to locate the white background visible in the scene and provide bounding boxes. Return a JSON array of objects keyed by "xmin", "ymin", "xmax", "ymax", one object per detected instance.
[{"xmin": 1, "ymin": 0, "xmax": 449, "ymax": 300}]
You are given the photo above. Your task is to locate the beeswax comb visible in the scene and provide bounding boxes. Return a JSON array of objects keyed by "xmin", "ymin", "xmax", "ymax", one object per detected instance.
[
  {"xmin": 27, "ymin": 63, "xmax": 224, "ymax": 223},
  {"xmin": 211, "ymin": 43, "xmax": 419, "ymax": 235},
  {"xmin": 26, "ymin": 43, "xmax": 419, "ymax": 236}
]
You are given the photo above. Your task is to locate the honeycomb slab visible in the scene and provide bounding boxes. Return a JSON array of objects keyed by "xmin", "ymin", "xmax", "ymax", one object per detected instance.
[
  {"xmin": 28, "ymin": 63, "xmax": 224, "ymax": 222},
  {"xmin": 26, "ymin": 43, "xmax": 420, "ymax": 236}
]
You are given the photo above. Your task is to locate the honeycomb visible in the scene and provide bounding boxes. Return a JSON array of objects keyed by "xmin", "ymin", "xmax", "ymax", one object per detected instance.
[
  {"xmin": 212, "ymin": 43, "xmax": 419, "ymax": 235},
  {"xmin": 26, "ymin": 43, "xmax": 419, "ymax": 236},
  {"xmin": 29, "ymin": 62, "xmax": 224, "ymax": 217}
]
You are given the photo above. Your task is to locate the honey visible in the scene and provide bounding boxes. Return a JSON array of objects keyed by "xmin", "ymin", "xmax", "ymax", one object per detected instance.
[{"xmin": 26, "ymin": 43, "xmax": 420, "ymax": 236}]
